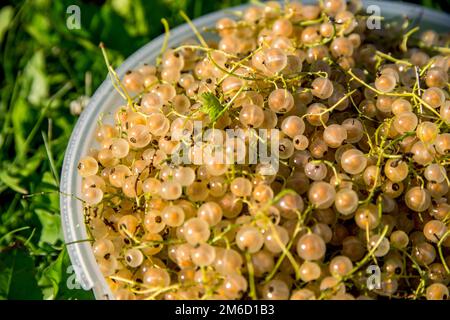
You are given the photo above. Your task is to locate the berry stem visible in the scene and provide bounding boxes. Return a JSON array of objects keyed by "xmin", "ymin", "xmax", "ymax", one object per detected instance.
[
  {"xmin": 180, "ymin": 10, "xmax": 209, "ymax": 48},
  {"xmin": 245, "ymin": 252, "xmax": 258, "ymax": 300},
  {"xmin": 437, "ymin": 230, "xmax": 450, "ymax": 274},
  {"xmin": 156, "ymin": 18, "xmax": 170, "ymax": 66}
]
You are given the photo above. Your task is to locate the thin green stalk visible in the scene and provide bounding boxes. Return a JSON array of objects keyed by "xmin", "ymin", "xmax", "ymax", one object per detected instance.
[
  {"xmin": 14, "ymin": 81, "xmax": 73, "ymax": 163},
  {"xmin": 41, "ymin": 131, "xmax": 60, "ymax": 186},
  {"xmin": 245, "ymin": 252, "xmax": 257, "ymax": 300},
  {"xmin": 156, "ymin": 18, "xmax": 170, "ymax": 66}
]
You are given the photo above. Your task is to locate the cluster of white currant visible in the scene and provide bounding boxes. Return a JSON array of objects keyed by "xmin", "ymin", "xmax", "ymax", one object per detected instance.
[{"xmin": 77, "ymin": 0, "xmax": 450, "ymax": 300}]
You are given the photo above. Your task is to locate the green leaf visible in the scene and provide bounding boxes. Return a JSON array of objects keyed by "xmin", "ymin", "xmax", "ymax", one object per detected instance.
[
  {"xmin": 23, "ymin": 50, "xmax": 49, "ymax": 105},
  {"xmin": 41, "ymin": 248, "xmax": 94, "ymax": 300},
  {"xmin": 0, "ymin": 170, "xmax": 27, "ymax": 194},
  {"xmin": 11, "ymin": 98, "xmax": 30, "ymax": 157},
  {"xmin": 0, "ymin": 6, "xmax": 14, "ymax": 45},
  {"xmin": 0, "ymin": 249, "xmax": 43, "ymax": 299},
  {"xmin": 111, "ymin": 0, "xmax": 132, "ymax": 17},
  {"xmin": 90, "ymin": 6, "xmax": 134, "ymax": 55},
  {"xmin": 199, "ymin": 92, "xmax": 225, "ymax": 123},
  {"xmin": 19, "ymin": 152, "xmax": 43, "ymax": 177},
  {"xmin": 41, "ymin": 171, "xmax": 60, "ymax": 208},
  {"xmin": 422, "ymin": 0, "xmax": 440, "ymax": 9},
  {"xmin": 111, "ymin": 0, "xmax": 151, "ymax": 36},
  {"xmin": 24, "ymin": 13, "xmax": 54, "ymax": 47},
  {"xmin": 130, "ymin": 0, "xmax": 149, "ymax": 36},
  {"xmin": 35, "ymin": 209, "xmax": 62, "ymax": 246},
  {"xmin": 39, "ymin": 248, "xmax": 64, "ymax": 299}
]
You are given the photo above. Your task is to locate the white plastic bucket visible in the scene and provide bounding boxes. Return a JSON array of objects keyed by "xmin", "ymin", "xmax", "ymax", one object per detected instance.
[{"xmin": 60, "ymin": 1, "xmax": 450, "ymax": 299}]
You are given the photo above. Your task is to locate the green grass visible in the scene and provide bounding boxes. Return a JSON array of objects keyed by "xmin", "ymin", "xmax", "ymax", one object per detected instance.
[{"xmin": 0, "ymin": 0, "xmax": 443, "ymax": 300}]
